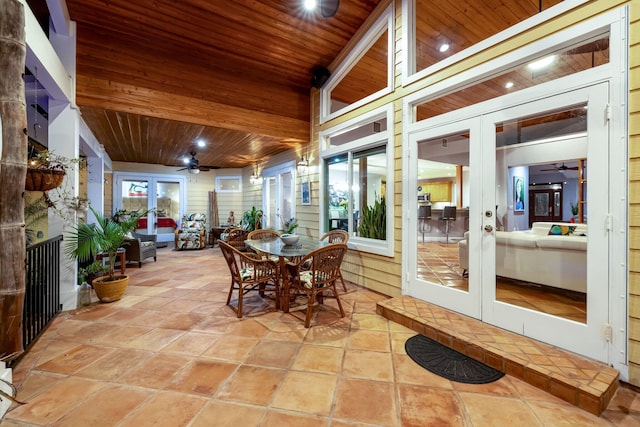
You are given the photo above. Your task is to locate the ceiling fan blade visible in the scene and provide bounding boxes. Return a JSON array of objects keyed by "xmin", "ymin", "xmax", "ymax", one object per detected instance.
[
  {"xmin": 177, "ymin": 167, "xmax": 187, "ymax": 171},
  {"xmin": 566, "ymin": 166, "xmax": 579, "ymax": 170}
]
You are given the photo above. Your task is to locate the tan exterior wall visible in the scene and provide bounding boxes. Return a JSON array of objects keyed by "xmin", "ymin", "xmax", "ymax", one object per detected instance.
[{"xmin": 312, "ymin": 0, "xmax": 638, "ymax": 380}]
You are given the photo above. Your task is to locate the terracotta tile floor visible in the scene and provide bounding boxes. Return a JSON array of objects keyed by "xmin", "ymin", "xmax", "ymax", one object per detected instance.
[{"xmin": 2, "ymin": 246, "xmax": 639, "ymax": 426}]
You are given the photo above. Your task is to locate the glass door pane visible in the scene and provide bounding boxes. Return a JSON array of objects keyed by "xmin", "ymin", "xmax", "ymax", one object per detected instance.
[
  {"xmin": 494, "ymin": 104, "xmax": 588, "ymax": 322},
  {"xmin": 408, "ymin": 117, "xmax": 481, "ymax": 320},
  {"xmin": 280, "ymin": 171, "xmax": 293, "ymax": 228},
  {"xmin": 155, "ymin": 181, "xmax": 180, "ymax": 243},
  {"xmin": 416, "ymin": 132, "xmax": 469, "ymax": 290},
  {"xmin": 262, "ymin": 163, "xmax": 296, "ymax": 232},
  {"xmin": 121, "ymin": 179, "xmax": 150, "ymax": 233}
]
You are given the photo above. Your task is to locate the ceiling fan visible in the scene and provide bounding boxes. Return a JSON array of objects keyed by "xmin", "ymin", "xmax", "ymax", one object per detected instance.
[
  {"xmin": 177, "ymin": 151, "xmax": 216, "ymax": 174},
  {"xmin": 540, "ymin": 162, "xmax": 579, "ymax": 172}
]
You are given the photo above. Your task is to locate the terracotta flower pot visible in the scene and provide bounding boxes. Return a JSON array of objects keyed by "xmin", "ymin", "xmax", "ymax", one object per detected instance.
[{"xmin": 91, "ymin": 275, "xmax": 129, "ymax": 303}]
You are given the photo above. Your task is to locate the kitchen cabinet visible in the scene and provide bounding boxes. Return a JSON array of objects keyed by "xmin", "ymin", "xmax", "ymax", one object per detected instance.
[{"xmin": 419, "ymin": 181, "xmax": 452, "ymax": 202}]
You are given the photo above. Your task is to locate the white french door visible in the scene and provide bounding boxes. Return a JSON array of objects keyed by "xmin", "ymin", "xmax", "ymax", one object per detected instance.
[
  {"xmin": 262, "ymin": 162, "xmax": 295, "ymax": 231},
  {"xmin": 408, "ymin": 117, "xmax": 482, "ymax": 319},
  {"xmin": 113, "ymin": 172, "xmax": 187, "ymax": 243},
  {"xmin": 480, "ymin": 83, "xmax": 610, "ymax": 362},
  {"xmin": 407, "ymin": 82, "xmax": 611, "ymax": 362}
]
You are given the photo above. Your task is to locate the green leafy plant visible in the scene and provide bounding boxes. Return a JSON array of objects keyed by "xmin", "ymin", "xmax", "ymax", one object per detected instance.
[
  {"xmin": 570, "ymin": 201, "xmax": 579, "ymax": 216},
  {"xmin": 358, "ymin": 195, "xmax": 386, "ymax": 240},
  {"xmin": 281, "ymin": 217, "xmax": 298, "ymax": 234},
  {"xmin": 24, "ymin": 195, "xmax": 49, "ymax": 246},
  {"xmin": 65, "ymin": 207, "xmax": 146, "ymax": 281},
  {"xmin": 77, "ymin": 260, "xmax": 107, "ymax": 285},
  {"xmin": 241, "ymin": 206, "xmax": 264, "ymax": 231}
]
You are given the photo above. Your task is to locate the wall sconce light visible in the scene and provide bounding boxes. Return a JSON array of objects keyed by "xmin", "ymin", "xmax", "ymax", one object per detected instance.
[
  {"xmin": 249, "ymin": 173, "xmax": 263, "ymax": 185},
  {"xmin": 297, "ymin": 155, "xmax": 309, "ymax": 174}
]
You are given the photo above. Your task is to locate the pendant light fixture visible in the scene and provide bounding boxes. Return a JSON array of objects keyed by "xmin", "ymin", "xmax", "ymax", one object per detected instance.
[{"xmin": 320, "ymin": 0, "xmax": 340, "ymax": 18}]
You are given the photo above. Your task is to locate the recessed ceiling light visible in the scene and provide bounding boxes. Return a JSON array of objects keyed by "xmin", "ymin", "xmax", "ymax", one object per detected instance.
[
  {"xmin": 505, "ymin": 81, "xmax": 514, "ymax": 89},
  {"xmin": 183, "ymin": 157, "xmax": 190, "ymax": 164},
  {"xmin": 527, "ymin": 55, "xmax": 555, "ymax": 71},
  {"xmin": 439, "ymin": 43, "xmax": 450, "ymax": 53},
  {"xmin": 196, "ymin": 139, "xmax": 206, "ymax": 147},
  {"xmin": 304, "ymin": 0, "xmax": 317, "ymax": 10}
]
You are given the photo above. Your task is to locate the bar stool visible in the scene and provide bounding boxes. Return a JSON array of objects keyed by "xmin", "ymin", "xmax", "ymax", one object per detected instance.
[
  {"xmin": 439, "ymin": 206, "xmax": 456, "ymax": 243},
  {"xmin": 418, "ymin": 205, "xmax": 432, "ymax": 242}
]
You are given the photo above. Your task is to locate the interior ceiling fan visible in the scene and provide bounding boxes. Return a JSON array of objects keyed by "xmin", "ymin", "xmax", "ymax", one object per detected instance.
[
  {"xmin": 540, "ymin": 162, "xmax": 579, "ymax": 172},
  {"xmin": 177, "ymin": 151, "xmax": 217, "ymax": 174}
]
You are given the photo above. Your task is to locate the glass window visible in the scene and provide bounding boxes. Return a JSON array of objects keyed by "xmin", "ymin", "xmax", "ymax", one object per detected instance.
[
  {"xmin": 411, "ymin": 0, "xmax": 564, "ymax": 77},
  {"xmin": 321, "ymin": 5, "xmax": 393, "ymax": 121},
  {"xmin": 326, "ymin": 147, "xmax": 387, "ymax": 240},
  {"xmin": 326, "ymin": 117, "xmax": 387, "ymax": 149},
  {"xmin": 415, "ymin": 34, "xmax": 609, "ymax": 121},
  {"xmin": 321, "ymin": 105, "xmax": 394, "ymax": 256},
  {"xmin": 330, "ymin": 29, "xmax": 388, "ymax": 114}
]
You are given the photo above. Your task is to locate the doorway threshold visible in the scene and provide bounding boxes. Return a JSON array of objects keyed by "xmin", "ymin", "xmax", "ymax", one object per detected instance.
[{"xmin": 376, "ymin": 296, "xmax": 619, "ymax": 416}]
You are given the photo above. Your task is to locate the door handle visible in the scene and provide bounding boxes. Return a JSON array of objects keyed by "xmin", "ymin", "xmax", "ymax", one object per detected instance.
[{"xmin": 484, "ymin": 225, "xmax": 494, "ymax": 233}]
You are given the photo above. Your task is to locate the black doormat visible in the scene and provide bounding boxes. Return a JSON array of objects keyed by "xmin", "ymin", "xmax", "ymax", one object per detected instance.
[{"xmin": 405, "ymin": 335, "xmax": 505, "ymax": 384}]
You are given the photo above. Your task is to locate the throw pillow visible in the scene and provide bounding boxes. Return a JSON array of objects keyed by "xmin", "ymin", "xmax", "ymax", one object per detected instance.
[
  {"xmin": 548, "ymin": 224, "xmax": 576, "ymax": 236},
  {"xmin": 124, "ymin": 231, "xmax": 135, "ymax": 240}
]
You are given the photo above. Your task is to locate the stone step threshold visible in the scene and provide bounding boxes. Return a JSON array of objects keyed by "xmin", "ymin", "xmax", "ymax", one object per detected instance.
[{"xmin": 376, "ymin": 296, "xmax": 619, "ymax": 416}]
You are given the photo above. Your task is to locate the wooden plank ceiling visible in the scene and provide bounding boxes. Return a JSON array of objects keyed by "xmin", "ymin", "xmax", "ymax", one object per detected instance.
[
  {"xmin": 41, "ymin": 0, "xmax": 603, "ymax": 169},
  {"xmin": 63, "ymin": 0, "xmax": 382, "ymax": 169}
]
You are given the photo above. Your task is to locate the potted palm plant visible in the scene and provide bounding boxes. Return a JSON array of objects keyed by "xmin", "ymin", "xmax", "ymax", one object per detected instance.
[
  {"xmin": 65, "ymin": 206, "xmax": 144, "ymax": 303},
  {"xmin": 241, "ymin": 206, "xmax": 264, "ymax": 231}
]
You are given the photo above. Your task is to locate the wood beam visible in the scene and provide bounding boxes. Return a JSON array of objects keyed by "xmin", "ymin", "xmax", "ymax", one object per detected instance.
[{"xmin": 76, "ymin": 76, "xmax": 310, "ymax": 142}]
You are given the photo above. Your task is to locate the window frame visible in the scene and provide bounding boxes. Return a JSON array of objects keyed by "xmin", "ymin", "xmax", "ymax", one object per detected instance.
[
  {"xmin": 216, "ymin": 176, "xmax": 242, "ymax": 193},
  {"xmin": 320, "ymin": 4, "xmax": 394, "ymax": 123},
  {"xmin": 401, "ymin": 0, "xmax": 590, "ymax": 87},
  {"xmin": 320, "ymin": 104, "xmax": 395, "ymax": 256}
]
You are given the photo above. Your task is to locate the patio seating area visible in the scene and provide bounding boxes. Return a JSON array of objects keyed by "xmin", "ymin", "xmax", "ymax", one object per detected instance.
[{"xmin": 2, "ymin": 246, "xmax": 638, "ymax": 426}]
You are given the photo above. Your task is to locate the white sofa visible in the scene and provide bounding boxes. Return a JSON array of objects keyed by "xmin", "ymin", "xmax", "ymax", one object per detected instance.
[{"xmin": 458, "ymin": 222, "xmax": 587, "ymax": 293}]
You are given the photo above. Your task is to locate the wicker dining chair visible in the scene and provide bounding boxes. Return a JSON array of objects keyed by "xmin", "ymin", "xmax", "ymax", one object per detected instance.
[
  {"xmin": 247, "ymin": 229, "xmax": 281, "ymax": 240},
  {"xmin": 319, "ymin": 230, "xmax": 349, "ymax": 291},
  {"xmin": 221, "ymin": 226, "xmax": 250, "ymax": 252},
  {"xmin": 219, "ymin": 241, "xmax": 280, "ymax": 318},
  {"xmin": 320, "ymin": 229, "xmax": 349, "ymax": 244},
  {"xmin": 247, "ymin": 229, "xmax": 281, "ymax": 261},
  {"xmin": 283, "ymin": 244, "xmax": 347, "ymax": 328}
]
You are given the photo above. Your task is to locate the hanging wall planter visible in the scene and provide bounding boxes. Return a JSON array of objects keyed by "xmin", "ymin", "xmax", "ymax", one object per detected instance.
[{"xmin": 25, "ymin": 167, "xmax": 65, "ymax": 192}]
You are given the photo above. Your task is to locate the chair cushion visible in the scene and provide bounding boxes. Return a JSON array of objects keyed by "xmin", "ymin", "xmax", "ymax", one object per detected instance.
[
  {"xmin": 299, "ymin": 271, "xmax": 330, "ymax": 289},
  {"xmin": 300, "ymin": 270, "xmax": 314, "ymax": 288},
  {"xmin": 140, "ymin": 241, "xmax": 155, "ymax": 248},
  {"xmin": 240, "ymin": 267, "xmax": 255, "ymax": 280}
]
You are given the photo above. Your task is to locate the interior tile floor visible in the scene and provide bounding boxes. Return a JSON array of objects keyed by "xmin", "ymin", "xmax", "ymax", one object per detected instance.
[
  {"xmin": 417, "ymin": 240, "xmax": 587, "ymax": 323},
  {"xmin": 2, "ymin": 246, "xmax": 638, "ymax": 426}
]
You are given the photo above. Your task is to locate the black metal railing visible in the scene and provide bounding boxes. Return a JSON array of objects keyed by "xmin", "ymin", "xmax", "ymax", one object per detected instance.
[{"xmin": 23, "ymin": 235, "xmax": 63, "ymax": 349}]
